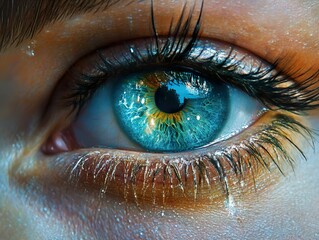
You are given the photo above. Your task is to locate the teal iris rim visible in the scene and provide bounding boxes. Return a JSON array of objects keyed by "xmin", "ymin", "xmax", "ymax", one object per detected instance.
[{"xmin": 113, "ymin": 70, "xmax": 229, "ymax": 152}]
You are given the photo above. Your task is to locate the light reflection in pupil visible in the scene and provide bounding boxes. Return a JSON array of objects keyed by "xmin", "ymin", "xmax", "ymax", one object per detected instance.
[{"xmin": 155, "ymin": 84, "xmax": 186, "ymax": 114}]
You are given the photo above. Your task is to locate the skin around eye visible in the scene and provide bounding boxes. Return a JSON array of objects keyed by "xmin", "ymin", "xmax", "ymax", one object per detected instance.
[
  {"xmin": 11, "ymin": 0, "xmax": 317, "ymax": 208},
  {"xmin": 18, "ymin": 111, "xmax": 312, "ymax": 208},
  {"xmin": 43, "ymin": 38, "xmax": 265, "ymax": 153},
  {"xmin": 1, "ymin": 0, "xmax": 319, "ymax": 239},
  {"xmin": 36, "ymin": 10, "xmax": 314, "ymax": 207}
]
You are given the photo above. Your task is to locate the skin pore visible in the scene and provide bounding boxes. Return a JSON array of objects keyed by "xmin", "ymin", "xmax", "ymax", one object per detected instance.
[{"xmin": 0, "ymin": 0, "xmax": 319, "ymax": 239}]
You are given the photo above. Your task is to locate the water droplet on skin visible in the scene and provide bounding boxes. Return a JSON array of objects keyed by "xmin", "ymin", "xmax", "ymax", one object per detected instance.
[
  {"xmin": 23, "ymin": 41, "xmax": 36, "ymax": 57},
  {"xmin": 225, "ymin": 194, "xmax": 237, "ymax": 216},
  {"xmin": 240, "ymin": 180, "xmax": 245, "ymax": 187},
  {"xmin": 127, "ymin": 15, "xmax": 134, "ymax": 31}
]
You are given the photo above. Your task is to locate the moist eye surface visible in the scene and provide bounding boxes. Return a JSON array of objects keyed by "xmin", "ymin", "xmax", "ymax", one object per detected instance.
[{"xmin": 114, "ymin": 71, "xmax": 229, "ymax": 152}]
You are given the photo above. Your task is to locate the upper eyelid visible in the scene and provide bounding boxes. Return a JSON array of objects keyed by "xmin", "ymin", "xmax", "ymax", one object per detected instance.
[
  {"xmin": 2, "ymin": 0, "xmax": 317, "ymax": 56},
  {"xmin": 3, "ymin": 0, "xmax": 316, "ymax": 90},
  {"xmin": 48, "ymin": 0, "xmax": 319, "ymax": 115},
  {"xmin": 63, "ymin": 36, "xmax": 319, "ymax": 117},
  {"xmin": 5, "ymin": 0, "xmax": 316, "ymax": 127}
]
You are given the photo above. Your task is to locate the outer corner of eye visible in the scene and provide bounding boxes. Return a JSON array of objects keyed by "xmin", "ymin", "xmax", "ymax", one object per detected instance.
[{"xmin": 211, "ymin": 86, "xmax": 265, "ymax": 144}]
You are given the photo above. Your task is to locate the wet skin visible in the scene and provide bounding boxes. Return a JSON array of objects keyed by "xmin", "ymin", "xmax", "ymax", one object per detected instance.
[{"xmin": 0, "ymin": 0, "xmax": 319, "ymax": 239}]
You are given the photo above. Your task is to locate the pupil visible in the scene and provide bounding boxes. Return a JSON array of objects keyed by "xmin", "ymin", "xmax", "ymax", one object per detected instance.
[{"xmin": 155, "ymin": 85, "xmax": 186, "ymax": 114}]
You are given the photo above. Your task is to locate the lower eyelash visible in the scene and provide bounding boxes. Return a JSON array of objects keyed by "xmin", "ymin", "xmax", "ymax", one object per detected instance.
[{"xmin": 60, "ymin": 112, "xmax": 313, "ymax": 207}]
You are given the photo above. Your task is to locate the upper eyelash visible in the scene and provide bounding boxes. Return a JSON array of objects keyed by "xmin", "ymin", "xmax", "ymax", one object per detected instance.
[
  {"xmin": 150, "ymin": 0, "xmax": 319, "ymax": 113},
  {"xmin": 64, "ymin": 0, "xmax": 205, "ymax": 113},
  {"xmin": 150, "ymin": 0, "xmax": 203, "ymax": 62},
  {"xmin": 64, "ymin": 0, "xmax": 319, "ymax": 115},
  {"xmin": 224, "ymin": 62, "xmax": 319, "ymax": 113},
  {"xmin": 184, "ymin": 54, "xmax": 319, "ymax": 113}
]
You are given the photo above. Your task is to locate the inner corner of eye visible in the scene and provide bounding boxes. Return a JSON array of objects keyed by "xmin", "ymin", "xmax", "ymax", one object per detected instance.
[{"xmin": 42, "ymin": 66, "xmax": 265, "ymax": 155}]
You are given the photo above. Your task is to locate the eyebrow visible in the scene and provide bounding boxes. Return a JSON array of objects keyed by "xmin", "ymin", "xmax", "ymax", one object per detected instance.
[{"xmin": 0, "ymin": 0, "xmax": 127, "ymax": 52}]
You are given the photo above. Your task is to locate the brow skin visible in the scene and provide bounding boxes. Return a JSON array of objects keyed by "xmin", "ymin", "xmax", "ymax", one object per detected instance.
[{"xmin": 0, "ymin": 0, "xmax": 129, "ymax": 52}]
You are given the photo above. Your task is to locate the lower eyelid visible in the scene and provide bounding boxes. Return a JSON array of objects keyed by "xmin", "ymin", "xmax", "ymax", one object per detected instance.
[{"xmin": 12, "ymin": 111, "xmax": 312, "ymax": 209}]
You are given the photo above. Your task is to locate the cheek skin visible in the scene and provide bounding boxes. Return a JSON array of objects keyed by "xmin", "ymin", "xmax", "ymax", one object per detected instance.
[{"xmin": 9, "ymin": 136, "xmax": 319, "ymax": 239}]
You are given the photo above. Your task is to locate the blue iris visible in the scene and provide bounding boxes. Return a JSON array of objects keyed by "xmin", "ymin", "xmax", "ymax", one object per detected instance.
[{"xmin": 114, "ymin": 71, "xmax": 229, "ymax": 152}]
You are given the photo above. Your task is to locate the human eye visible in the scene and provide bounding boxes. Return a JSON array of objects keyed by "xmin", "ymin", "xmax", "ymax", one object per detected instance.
[
  {"xmin": 3, "ymin": 0, "xmax": 319, "ymax": 239},
  {"xmin": 35, "ymin": 2, "xmax": 317, "ymax": 207}
]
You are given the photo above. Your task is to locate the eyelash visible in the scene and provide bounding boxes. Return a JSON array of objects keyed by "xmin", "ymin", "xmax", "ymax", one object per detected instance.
[{"xmin": 51, "ymin": 1, "xmax": 318, "ymax": 204}]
